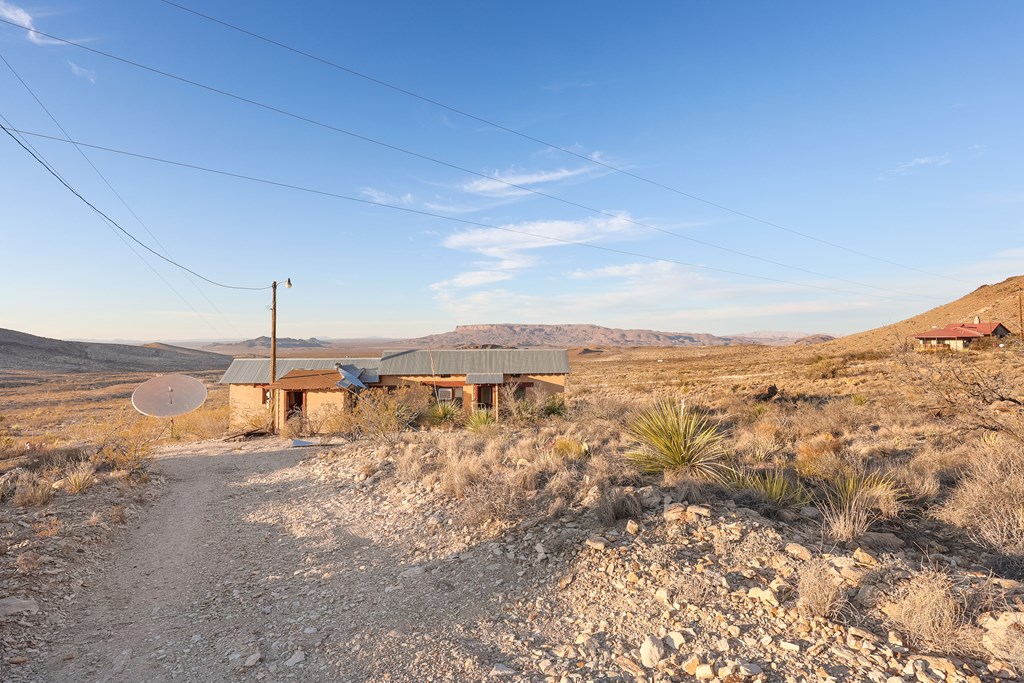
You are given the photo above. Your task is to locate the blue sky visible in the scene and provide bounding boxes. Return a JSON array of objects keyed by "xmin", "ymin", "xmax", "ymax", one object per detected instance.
[{"xmin": 1, "ymin": 1, "xmax": 1022, "ymax": 342}]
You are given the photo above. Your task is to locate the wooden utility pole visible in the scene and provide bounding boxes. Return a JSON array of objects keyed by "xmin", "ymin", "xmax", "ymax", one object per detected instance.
[
  {"xmin": 268, "ymin": 278, "xmax": 292, "ymax": 434},
  {"xmin": 270, "ymin": 280, "xmax": 279, "ymax": 433},
  {"xmin": 1018, "ymin": 290, "xmax": 1023, "ymax": 340}
]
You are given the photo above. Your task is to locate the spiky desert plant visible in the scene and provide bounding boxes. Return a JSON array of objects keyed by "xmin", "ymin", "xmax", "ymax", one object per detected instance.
[
  {"xmin": 465, "ymin": 409, "xmax": 497, "ymax": 433},
  {"xmin": 731, "ymin": 467, "xmax": 812, "ymax": 510},
  {"xmin": 626, "ymin": 400, "xmax": 732, "ymax": 481},
  {"xmin": 425, "ymin": 400, "xmax": 462, "ymax": 427},
  {"xmin": 540, "ymin": 393, "xmax": 568, "ymax": 418}
]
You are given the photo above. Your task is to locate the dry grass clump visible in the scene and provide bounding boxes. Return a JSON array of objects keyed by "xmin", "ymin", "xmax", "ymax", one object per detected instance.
[
  {"xmin": 796, "ymin": 559, "xmax": 846, "ymax": 618},
  {"xmin": 595, "ymin": 487, "xmax": 642, "ymax": 526},
  {"xmin": 937, "ymin": 442, "xmax": 1024, "ymax": 556},
  {"xmin": 172, "ymin": 402, "xmax": 229, "ymax": 440},
  {"xmin": 730, "ymin": 467, "xmax": 812, "ymax": 511},
  {"xmin": 16, "ymin": 551, "xmax": 44, "ymax": 574},
  {"xmin": 550, "ymin": 435, "xmax": 588, "ymax": 460},
  {"xmin": 94, "ymin": 416, "xmax": 163, "ymax": 473},
  {"xmin": 63, "ymin": 462, "xmax": 97, "ymax": 494},
  {"xmin": 625, "ymin": 400, "xmax": 732, "ymax": 482},
  {"xmin": 13, "ymin": 473, "xmax": 54, "ymax": 507},
  {"xmin": 884, "ymin": 569, "xmax": 987, "ymax": 655},
  {"xmin": 794, "ymin": 433, "xmax": 846, "ymax": 479},
  {"xmin": 819, "ymin": 469, "xmax": 901, "ymax": 542}
]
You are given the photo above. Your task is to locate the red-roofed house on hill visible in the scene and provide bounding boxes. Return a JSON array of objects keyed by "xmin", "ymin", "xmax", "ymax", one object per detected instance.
[{"xmin": 913, "ymin": 317, "xmax": 1012, "ymax": 351}]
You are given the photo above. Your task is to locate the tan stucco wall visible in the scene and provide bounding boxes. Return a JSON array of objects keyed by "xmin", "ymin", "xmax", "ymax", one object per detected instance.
[{"xmin": 228, "ymin": 384, "xmax": 268, "ymax": 430}]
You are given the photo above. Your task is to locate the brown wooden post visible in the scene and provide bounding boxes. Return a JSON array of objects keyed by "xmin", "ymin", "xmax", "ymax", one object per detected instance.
[{"xmin": 270, "ymin": 280, "xmax": 278, "ymax": 433}]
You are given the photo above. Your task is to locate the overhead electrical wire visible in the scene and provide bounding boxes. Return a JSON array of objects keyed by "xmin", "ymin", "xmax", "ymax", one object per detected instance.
[
  {"xmin": 0, "ymin": 18, "xmax": 942, "ymax": 303},
  {"xmin": 0, "ymin": 123, "xmax": 270, "ymax": 292},
  {"xmin": 0, "ymin": 51, "xmax": 244, "ymax": 338},
  {"xmin": 0, "ymin": 113, "xmax": 230, "ymax": 336},
  {"xmin": 0, "ymin": 17, "xmax": 945, "ymax": 303},
  {"xmin": 157, "ymin": 0, "xmax": 970, "ymax": 286},
  {"xmin": 6, "ymin": 125, "xmax": 941, "ymax": 305}
]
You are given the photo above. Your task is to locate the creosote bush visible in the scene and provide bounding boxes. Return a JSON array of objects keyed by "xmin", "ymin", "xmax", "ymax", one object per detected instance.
[
  {"xmin": 796, "ymin": 559, "xmax": 846, "ymax": 618},
  {"xmin": 625, "ymin": 399, "xmax": 732, "ymax": 482},
  {"xmin": 885, "ymin": 569, "xmax": 988, "ymax": 655}
]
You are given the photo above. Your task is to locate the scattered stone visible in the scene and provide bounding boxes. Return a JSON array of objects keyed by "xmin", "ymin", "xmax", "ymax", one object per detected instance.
[
  {"xmin": 585, "ymin": 536, "xmax": 608, "ymax": 551},
  {"xmin": 399, "ymin": 565, "xmax": 425, "ymax": 578},
  {"xmin": 284, "ymin": 650, "xmax": 305, "ymax": 667},
  {"xmin": 0, "ymin": 596, "xmax": 39, "ymax": 616},
  {"xmin": 785, "ymin": 543, "xmax": 812, "ymax": 562},
  {"xmin": 639, "ymin": 635, "xmax": 665, "ymax": 668},
  {"xmin": 244, "ymin": 652, "xmax": 262, "ymax": 668},
  {"xmin": 489, "ymin": 663, "xmax": 515, "ymax": 676}
]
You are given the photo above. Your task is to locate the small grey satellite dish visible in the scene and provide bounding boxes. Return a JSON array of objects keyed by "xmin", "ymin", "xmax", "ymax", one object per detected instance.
[{"xmin": 132, "ymin": 374, "xmax": 208, "ymax": 417}]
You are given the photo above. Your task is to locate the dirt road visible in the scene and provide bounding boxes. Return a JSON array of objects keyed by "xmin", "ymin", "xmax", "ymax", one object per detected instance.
[{"xmin": 25, "ymin": 443, "xmax": 527, "ymax": 683}]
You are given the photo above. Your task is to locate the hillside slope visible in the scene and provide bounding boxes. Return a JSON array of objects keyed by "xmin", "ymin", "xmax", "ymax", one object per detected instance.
[
  {"xmin": 0, "ymin": 328, "xmax": 232, "ymax": 373},
  {"xmin": 828, "ymin": 274, "xmax": 1024, "ymax": 352}
]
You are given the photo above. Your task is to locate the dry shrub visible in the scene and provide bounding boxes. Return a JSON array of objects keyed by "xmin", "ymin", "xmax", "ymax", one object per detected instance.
[
  {"xmin": 797, "ymin": 559, "xmax": 846, "ymax": 618},
  {"xmin": 34, "ymin": 516, "xmax": 61, "ymax": 538},
  {"xmin": 937, "ymin": 443, "xmax": 1024, "ymax": 556},
  {"xmin": 64, "ymin": 462, "xmax": 97, "ymax": 494},
  {"xmin": 885, "ymin": 569, "xmax": 987, "ymax": 655},
  {"xmin": 546, "ymin": 469, "xmax": 579, "ymax": 499},
  {"xmin": 110, "ymin": 505, "xmax": 127, "ymax": 525},
  {"xmin": 86, "ymin": 510, "xmax": 103, "ymax": 526},
  {"xmin": 794, "ymin": 433, "xmax": 846, "ymax": 478},
  {"xmin": 595, "ymin": 488, "xmax": 642, "ymax": 526},
  {"xmin": 13, "ymin": 473, "xmax": 53, "ymax": 507},
  {"xmin": 96, "ymin": 417, "xmax": 161, "ymax": 473},
  {"xmin": 173, "ymin": 402, "xmax": 229, "ymax": 440},
  {"xmin": 439, "ymin": 451, "xmax": 485, "ymax": 498},
  {"xmin": 551, "ymin": 435, "xmax": 588, "ymax": 460},
  {"xmin": 234, "ymin": 405, "xmax": 271, "ymax": 432},
  {"xmin": 396, "ymin": 442, "xmax": 427, "ymax": 481},
  {"xmin": 673, "ymin": 572, "xmax": 715, "ymax": 605},
  {"xmin": 351, "ymin": 385, "xmax": 432, "ymax": 445},
  {"xmin": 16, "ymin": 551, "xmax": 43, "ymax": 573}
]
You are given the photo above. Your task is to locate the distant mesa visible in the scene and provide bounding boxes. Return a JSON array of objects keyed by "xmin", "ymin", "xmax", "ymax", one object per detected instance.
[{"xmin": 205, "ymin": 336, "xmax": 328, "ymax": 351}]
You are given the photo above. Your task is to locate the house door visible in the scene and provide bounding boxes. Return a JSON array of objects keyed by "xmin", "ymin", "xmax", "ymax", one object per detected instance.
[
  {"xmin": 285, "ymin": 391, "xmax": 305, "ymax": 416},
  {"xmin": 477, "ymin": 385, "xmax": 493, "ymax": 409}
]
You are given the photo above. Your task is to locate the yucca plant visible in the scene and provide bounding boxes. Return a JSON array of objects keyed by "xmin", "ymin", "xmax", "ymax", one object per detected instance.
[
  {"xmin": 730, "ymin": 467, "xmax": 812, "ymax": 510},
  {"xmin": 625, "ymin": 400, "xmax": 732, "ymax": 481},
  {"xmin": 63, "ymin": 462, "xmax": 97, "ymax": 494},
  {"xmin": 425, "ymin": 400, "xmax": 462, "ymax": 427},
  {"xmin": 540, "ymin": 394, "xmax": 568, "ymax": 418},
  {"xmin": 465, "ymin": 409, "xmax": 497, "ymax": 433}
]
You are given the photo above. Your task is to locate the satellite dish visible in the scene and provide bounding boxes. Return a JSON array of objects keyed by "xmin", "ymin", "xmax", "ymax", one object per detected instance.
[{"xmin": 132, "ymin": 374, "xmax": 208, "ymax": 417}]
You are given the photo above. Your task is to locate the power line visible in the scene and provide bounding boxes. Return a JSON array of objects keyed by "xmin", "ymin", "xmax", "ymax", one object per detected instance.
[
  {"xmin": 0, "ymin": 50, "xmax": 243, "ymax": 338},
  {"xmin": 0, "ymin": 122, "xmax": 270, "ymax": 292},
  {"xmin": 0, "ymin": 17, "xmax": 942, "ymax": 302},
  {"xmin": 0, "ymin": 112, "xmax": 228, "ymax": 336},
  {"xmin": 157, "ymin": 0, "xmax": 971, "ymax": 286},
  {"xmin": 9, "ymin": 125, "xmax": 939, "ymax": 305}
]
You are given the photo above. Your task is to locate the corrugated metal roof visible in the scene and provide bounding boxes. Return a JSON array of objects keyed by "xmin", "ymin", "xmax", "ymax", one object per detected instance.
[
  {"xmin": 379, "ymin": 349, "xmax": 569, "ymax": 376},
  {"xmin": 219, "ymin": 358, "xmax": 380, "ymax": 384},
  {"xmin": 269, "ymin": 369, "xmax": 344, "ymax": 391},
  {"xmin": 466, "ymin": 372, "xmax": 504, "ymax": 385}
]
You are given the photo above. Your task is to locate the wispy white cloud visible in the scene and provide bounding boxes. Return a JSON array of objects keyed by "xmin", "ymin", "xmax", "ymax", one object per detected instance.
[
  {"xmin": 359, "ymin": 187, "xmax": 413, "ymax": 206},
  {"xmin": 0, "ymin": 1, "xmax": 64, "ymax": 45},
  {"xmin": 883, "ymin": 153, "xmax": 951, "ymax": 178},
  {"xmin": 68, "ymin": 61, "xmax": 95, "ymax": 83},
  {"xmin": 431, "ymin": 213, "xmax": 636, "ymax": 291},
  {"xmin": 568, "ymin": 261, "xmax": 675, "ymax": 280},
  {"xmin": 462, "ymin": 161, "xmax": 604, "ymax": 198}
]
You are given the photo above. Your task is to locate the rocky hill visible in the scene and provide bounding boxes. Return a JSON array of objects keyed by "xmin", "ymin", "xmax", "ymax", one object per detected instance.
[
  {"xmin": 828, "ymin": 275, "xmax": 1024, "ymax": 352},
  {"xmin": 405, "ymin": 324, "xmax": 740, "ymax": 348},
  {"xmin": 0, "ymin": 328, "xmax": 231, "ymax": 373}
]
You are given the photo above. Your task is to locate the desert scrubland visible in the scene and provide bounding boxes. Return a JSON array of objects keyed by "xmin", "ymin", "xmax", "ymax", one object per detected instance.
[{"xmin": 1, "ymin": 340, "xmax": 1023, "ymax": 682}]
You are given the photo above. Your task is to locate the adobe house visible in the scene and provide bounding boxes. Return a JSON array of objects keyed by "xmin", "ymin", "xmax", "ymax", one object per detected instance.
[
  {"xmin": 218, "ymin": 349, "xmax": 569, "ymax": 431},
  {"xmin": 374, "ymin": 349, "xmax": 570, "ymax": 412},
  {"xmin": 219, "ymin": 358, "xmax": 379, "ymax": 431},
  {"xmin": 912, "ymin": 318, "xmax": 1012, "ymax": 351}
]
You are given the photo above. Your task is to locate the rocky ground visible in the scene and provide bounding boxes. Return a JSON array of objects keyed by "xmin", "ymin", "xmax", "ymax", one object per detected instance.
[{"xmin": 2, "ymin": 437, "xmax": 1022, "ymax": 682}]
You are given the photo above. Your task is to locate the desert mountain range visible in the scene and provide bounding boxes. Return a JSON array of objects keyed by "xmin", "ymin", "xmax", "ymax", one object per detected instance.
[
  {"xmin": 3, "ymin": 275, "xmax": 1021, "ymax": 372},
  {"xmin": 202, "ymin": 324, "xmax": 833, "ymax": 356}
]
